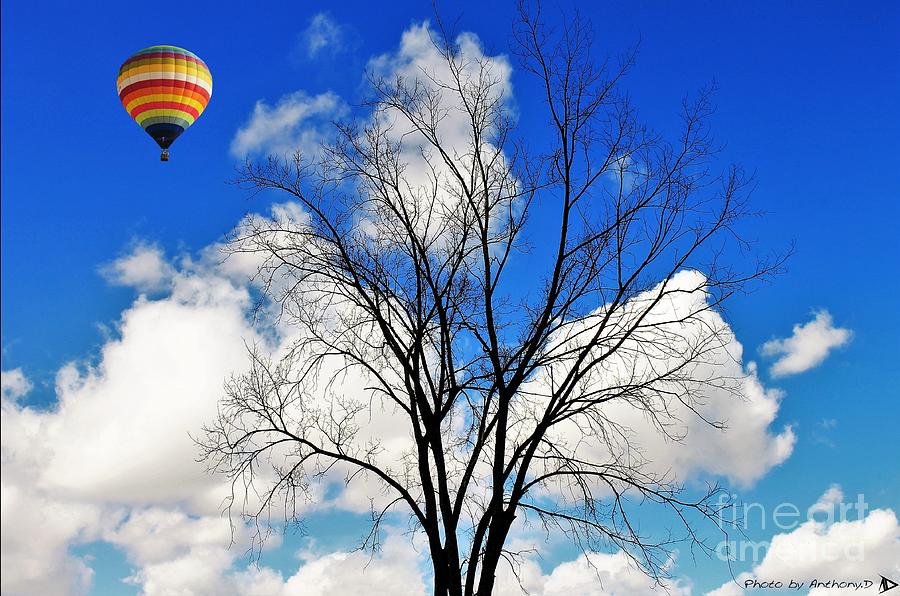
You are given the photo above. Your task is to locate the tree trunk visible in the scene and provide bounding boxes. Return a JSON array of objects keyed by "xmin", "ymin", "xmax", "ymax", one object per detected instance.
[
  {"xmin": 431, "ymin": 545, "xmax": 464, "ymax": 596},
  {"xmin": 474, "ymin": 516, "xmax": 514, "ymax": 595}
]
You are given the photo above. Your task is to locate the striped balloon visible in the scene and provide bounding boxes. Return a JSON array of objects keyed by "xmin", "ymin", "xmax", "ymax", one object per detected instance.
[{"xmin": 116, "ymin": 45, "xmax": 212, "ymax": 160}]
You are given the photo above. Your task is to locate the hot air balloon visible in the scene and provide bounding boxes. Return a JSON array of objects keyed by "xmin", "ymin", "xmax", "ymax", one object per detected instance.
[{"xmin": 116, "ymin": 45, "xmax": 212, "ymax": 161}]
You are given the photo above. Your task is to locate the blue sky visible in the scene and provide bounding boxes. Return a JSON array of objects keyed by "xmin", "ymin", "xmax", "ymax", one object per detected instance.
[{"xmin": 2, "ymin": 1, "xmax": 899, "ymax": 595}]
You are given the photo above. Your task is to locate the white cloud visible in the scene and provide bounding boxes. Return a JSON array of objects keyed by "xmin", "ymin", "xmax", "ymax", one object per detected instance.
[
  {"xmin": 0, "ymin": 202, "xmax": 418, "ymax": 595},
  {"xmin": 1, "ymin": 368, "xmax": 32, "ymax": 401},
  {"xmin": 106, "ymin": 508, "xmax": 244, "ymax": 596},
  {"xmin": 267, "ymin": 542, "xmax": 692, "ymax": 596},
  {"xmin": 761, "ymin": 310, "xmax": 851, "ymax": 377},
  {"xmin": 2, "ymin": 368, "xmax": 110, "ymax": 596},
  {"xmin": 280, "ymin": 531, "xmax": 428, "ymax": 596},
  {"xmin": 708, "ymin": 487, "xmax": 900, "ymax": 596},
  {"xmin": 299, "ymin": 13, "xmax": 346, "ymax": 59},
  {"xmin": 1, "ymin": 250, "xmax": 268, "ymax": 594},
  {"xmin": 520, "ymin": 270, "xmax": 795, "ymax": 489},
  {"xmin": 38, "ymin": 270, "xmax": 258, "ymax": 512},
  {"xmin": 237, "ymin": 534, "xmax": 690, "ymax": 596},
  {"xmin": 110, "ymin": 517, "xmax": 426, "ymax": 596},
  {"xmin": 99, "ymin": 242, "xmax": 175, "ymax": 293},
  {"xmin": 808, "ymin": 484, "xmax": 844, "ymax": 516},
  {"xmin": 364, "ymin": 22, "xmax": 515, "ymax": 242},
  {"xmin": 105, "ymin": 508, "xmax": 237, "ymax": 567},
  {"xmin": 494, "ymin": 550, "xmax": 691, "ymax": 596},
  {"xmin": 230, "ymin": 91, "xmax": 346, "ymax": 158},
  {"xmin": 705, "ymin": 576, "xmax": 746, "ymax": 596},
  {"xmin": 0, "ymin": 481, "xmax": 103, "ymax": 596}
]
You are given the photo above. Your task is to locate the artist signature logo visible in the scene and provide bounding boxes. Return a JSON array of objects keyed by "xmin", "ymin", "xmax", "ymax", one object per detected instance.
[
  {"xmin": 743, "ymin": 575, "xmax": 898, "ymax": 592},
  {"xmin": 880, "ymin": 575, "xmax": 899, "ymax": 594}
]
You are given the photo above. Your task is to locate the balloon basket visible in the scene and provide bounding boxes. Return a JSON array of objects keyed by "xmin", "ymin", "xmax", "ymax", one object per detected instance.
[{"xmin": 160, "ymin": 149, "xmax": 169, "ymax": 162}]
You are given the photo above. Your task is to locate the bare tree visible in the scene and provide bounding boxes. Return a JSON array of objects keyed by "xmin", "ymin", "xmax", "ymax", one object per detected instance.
[{"xmin": 200, "ymin": 4, "xmax": 782, "ymax": 595}]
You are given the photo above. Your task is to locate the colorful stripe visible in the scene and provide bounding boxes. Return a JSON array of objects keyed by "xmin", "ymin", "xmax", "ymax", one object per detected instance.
[{"xmin": 116, "ymin": 45, "xmax": 212, "ymax": 144}]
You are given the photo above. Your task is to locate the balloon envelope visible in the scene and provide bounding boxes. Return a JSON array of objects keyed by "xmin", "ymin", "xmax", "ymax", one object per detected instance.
[{"xmin": 116, "ymin": 46, "xmax": 212, "ymax": 153}]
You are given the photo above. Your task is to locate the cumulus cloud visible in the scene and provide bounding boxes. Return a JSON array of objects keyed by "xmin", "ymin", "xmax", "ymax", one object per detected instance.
[
  {"xmin": 519, "ymin": 270, "xmax": 795, "ymax": 489},
  {"xmin": 279, "ymin": 531, "xmax": 428, "ymax": 596},
  {"xmin": 2, "ymin": 366, "xmax": 115, "ymax": 595},
  {"xmin": 230, "ymin": 91, "xmax": 346, "ymax": 158},
  {"xmin": 708, "ymin": 486, "xmax": 900, "ymax": 596},
  {"xmin": 1, "ymin": 368, "xmax": 32, "ymax": 401},
  {"xmin": 808, "ymin": 484, "xmax": 844, "ymax": 517},
  {"xmin": 238, "ymin": 536, "xmax": 689, "ymax": 596},
  {"xmin": 99, "ymin": 242, "xmax": 175, "ymax": 293},
  {"xmin": 106, "ymin": 508, "xmax": 247, "ymax": 596},
  {"xmin": 364, "ymin": 22, "xmax": 515, "ymax": 242},
  {"xmin": 298, "ymin": 13, "xmax": 346, "ymax": 59},
  {"xmin": 40, "ymin": 271, "xmax": 259, "ymax": 512},
  {"xmin": 1, "ymin": 247, "xmax": 267, "ymax": 595},
  {"xmin": 0, "ymin": 200, "xmax": 419, "ymax": 595},
  {"xmin": 761, "ymin": 310, "xmax": 851, "ymax": 377},
  {"xmin": 265, "ymin": 543, "xmax": 692, "ymax": 596},
  {"xmin": 0, "ymin": 481, "xmax": 104, "ymax": 595},
  {"xmin": 492, "ymin": 550, "xmax": 691, "ymax": 596}
]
